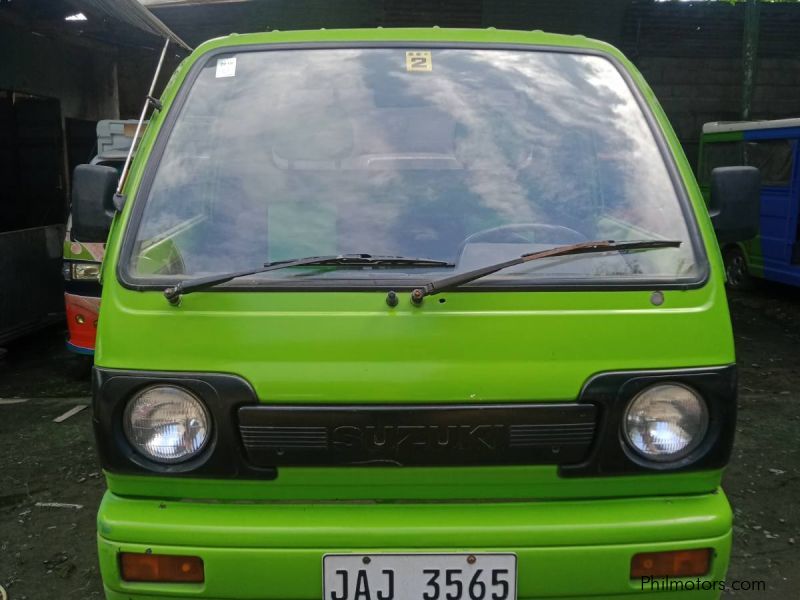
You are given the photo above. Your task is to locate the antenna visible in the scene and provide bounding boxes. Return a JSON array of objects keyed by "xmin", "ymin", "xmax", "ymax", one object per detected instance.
[{"xmin": 114, "ymin": 37, "xmax": 171, "ymax": 209}]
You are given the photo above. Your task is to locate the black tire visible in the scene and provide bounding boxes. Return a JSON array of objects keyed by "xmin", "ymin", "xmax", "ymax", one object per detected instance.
[
  {"xmin": 68, "ymin": 354, "xmax": 94, "ymax": 380},
  {"xmin": 723, "ymin": 246, "xmax": 754, "ymax": 291}
]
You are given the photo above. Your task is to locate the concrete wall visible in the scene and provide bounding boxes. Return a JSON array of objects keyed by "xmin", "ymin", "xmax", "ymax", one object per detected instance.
[
  {"xmin": 483, "ymin": 0, "xmax": 630, "ymax": 44},
  {"xmin": 636, "ymin": 56, "xmax": 800, "ymax": 167},
  {"xmin": 617, "ymin": 1, "xmax": 800, "ymax": 169},
  {"xmin": 1, "ymin": 0, "xmax": 787, "ymax": 173},
  {"xmin": 483, "ymin": 0, "xmax": 800, "ymax": 168},
  {"xmin": 0, "ymin": 22, "xmax": 119, "ymax": 121}
]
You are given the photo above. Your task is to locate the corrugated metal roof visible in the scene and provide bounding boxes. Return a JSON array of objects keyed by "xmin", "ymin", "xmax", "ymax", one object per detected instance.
[{"xmin": 76, "ymin": 0, "xmax": 192, "ymax": 49}]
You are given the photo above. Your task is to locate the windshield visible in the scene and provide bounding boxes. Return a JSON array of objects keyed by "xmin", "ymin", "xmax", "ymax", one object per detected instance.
[{"xmin": 126, "ymin": 47, "xmax": 701, "ymax": 287}]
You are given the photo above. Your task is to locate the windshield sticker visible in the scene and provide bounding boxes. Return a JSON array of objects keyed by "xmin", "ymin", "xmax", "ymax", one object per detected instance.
[
  {"xmin": 405, "ymin": 51, "xmax": 432, "ymax": 72},
  {"xmin": 215, "ymin": 57, "xmax": 237, "ymax": 78}
]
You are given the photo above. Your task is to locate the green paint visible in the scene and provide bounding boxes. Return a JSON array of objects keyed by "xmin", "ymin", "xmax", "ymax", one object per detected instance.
[
  {"xmin": 103, "ymin": 466, "xmax": 724, "ymax": 502},
  {"xmin": 97, "ymin": 492, "xmax": 732, "ymax": 598},
  {"xmin": 95, "ymin": 28, "xmax": 735, "ymax": 599}
]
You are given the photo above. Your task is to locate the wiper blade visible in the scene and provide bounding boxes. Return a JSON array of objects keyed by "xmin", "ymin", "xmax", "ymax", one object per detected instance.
[
  {"xmin": 164, "ymin": 254, "xmax": 453, "ymax": 305},
  {"xmin": 410, "ymin": 239, "xmax": 682, "ymax": 303}
]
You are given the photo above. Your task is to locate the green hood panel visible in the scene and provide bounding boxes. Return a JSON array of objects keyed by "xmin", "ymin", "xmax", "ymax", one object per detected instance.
[{"xmin": 95, "ymin": 286, "xmax": 733, "ymax": 403}]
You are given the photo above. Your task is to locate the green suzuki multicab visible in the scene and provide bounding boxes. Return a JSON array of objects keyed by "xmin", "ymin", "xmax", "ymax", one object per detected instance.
[{"xmin": 70, "ymin": 28, "xmax": 761, "ymax": 600}]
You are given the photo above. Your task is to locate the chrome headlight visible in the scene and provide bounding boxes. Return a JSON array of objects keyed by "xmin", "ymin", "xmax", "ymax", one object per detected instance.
[
  {"xmin": 123, "ymin": 386, "xmax": 211, "ymax": 463},
  {"xmin": 623, "ymin": 383, "xmax": 709, "ymax": 462},
  {"xmin": 74, "ymin": 262, "xmax": 101, "ymax": 280},
  {"xmin": 65, "ymin": 262, "xmax": 101, "ymax": 281}
]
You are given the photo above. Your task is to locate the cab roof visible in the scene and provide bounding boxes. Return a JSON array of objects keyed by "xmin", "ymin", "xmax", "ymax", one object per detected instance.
[{"xmin": 192, "ymin": 27, "xmax": 620, "ymax": 58}]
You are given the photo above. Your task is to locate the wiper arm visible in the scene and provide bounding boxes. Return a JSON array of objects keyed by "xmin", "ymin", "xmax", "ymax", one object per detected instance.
[
  {"xmin": 164, "ymin": 254, "xmax": 453, "ymax": 305},
  {"xmin": 410, "ymin": 239, "xmax": 682, "ymax": 304}
]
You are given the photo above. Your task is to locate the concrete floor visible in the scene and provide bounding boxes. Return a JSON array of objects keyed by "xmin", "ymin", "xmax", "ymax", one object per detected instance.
[{"xmin": 0, "ymin": 284, "xmax": 798, "ymax": 599}]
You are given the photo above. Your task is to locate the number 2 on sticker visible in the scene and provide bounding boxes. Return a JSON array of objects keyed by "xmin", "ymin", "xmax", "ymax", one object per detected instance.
[{"xmin": 406, "ymin": 51, "xmax": 432, "ymax": 72}]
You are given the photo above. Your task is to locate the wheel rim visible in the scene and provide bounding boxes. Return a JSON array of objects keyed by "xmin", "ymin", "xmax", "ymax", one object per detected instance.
[{"xmin": 726, "ymin": 254, "xmax": 747, "ymax": 287}]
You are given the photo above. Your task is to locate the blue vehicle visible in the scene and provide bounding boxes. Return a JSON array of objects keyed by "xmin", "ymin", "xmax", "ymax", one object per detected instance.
[{"xmin": 699, "ymin": 118, "xmax": 800, "ymax": 288}]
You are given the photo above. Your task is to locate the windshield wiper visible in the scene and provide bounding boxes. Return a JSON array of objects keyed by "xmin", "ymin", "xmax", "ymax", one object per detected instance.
[
  {"xmin": 164, "ymin": 254, "xmax": 454, "ymax": 305},
  {"xmin": 409, "ymin": 239, "xmax": 682, "ymax": 304}
]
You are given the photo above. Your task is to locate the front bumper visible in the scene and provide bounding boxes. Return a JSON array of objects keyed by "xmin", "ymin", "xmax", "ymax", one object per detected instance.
[{"xmin": 98, "ymin": 489, "xmax": 731, "ymax": 599}]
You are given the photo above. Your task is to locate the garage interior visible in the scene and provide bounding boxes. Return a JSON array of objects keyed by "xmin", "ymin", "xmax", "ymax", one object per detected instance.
[{"xmin": 0, "ymin": 0, "xmax": 188, "ymax": 344}]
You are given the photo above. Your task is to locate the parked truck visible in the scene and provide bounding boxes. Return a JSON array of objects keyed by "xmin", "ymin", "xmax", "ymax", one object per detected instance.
[
  {"xmin": 63, "ymin": 120, "xmax": 141, "ymax": 354},
  {"xmin": 70, "ymin": 28, "xmax": 758, "ymax": 600},
  {"xmin": 699, "ymin": 118, "xmax": 799, "ymax": 289}
]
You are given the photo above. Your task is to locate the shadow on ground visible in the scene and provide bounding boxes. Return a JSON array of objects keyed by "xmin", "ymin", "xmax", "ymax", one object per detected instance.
[{"xmin": 722, "ymin": 282, "xmax": 800, "ymax": 597}]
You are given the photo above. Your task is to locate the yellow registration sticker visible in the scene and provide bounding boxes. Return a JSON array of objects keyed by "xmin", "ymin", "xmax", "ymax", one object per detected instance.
[{"xmin": 406, "ymin": 51, "xmax": 432, "ymax": 72}]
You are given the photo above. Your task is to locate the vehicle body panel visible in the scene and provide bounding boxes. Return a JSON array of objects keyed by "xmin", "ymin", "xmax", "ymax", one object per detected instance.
[
  {"xmin": 97, "ymin": 491, "xmax": 731, "ymax": 599},
  {"xmin": 93, "ymin": 28, "xmax": 736, "ymax": 599}
]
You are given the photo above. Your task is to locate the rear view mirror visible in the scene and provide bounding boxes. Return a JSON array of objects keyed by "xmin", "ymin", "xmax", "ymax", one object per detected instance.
[
  {"xmin": 708, "ymin": 166, "xmax": 760, "ymax": 243},
  {"xmin": 71, "ymin": 164, "xmax": 119, "ymax": 242}
]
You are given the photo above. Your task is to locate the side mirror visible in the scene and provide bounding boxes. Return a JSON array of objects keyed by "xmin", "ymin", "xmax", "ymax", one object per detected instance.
[
  {"xmin": 71, "ymin": 164, "xmax": 119, "ymax": 242},
  {"xmin": 708, "ymin": 166, "xmax": 760, "ymax": 243}
]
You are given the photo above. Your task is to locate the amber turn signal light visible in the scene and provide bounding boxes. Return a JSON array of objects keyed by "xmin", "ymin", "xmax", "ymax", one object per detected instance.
[
  {"xmin": 631, "ymin": 548, "xmax": 711, "ymax": 579},
  {"xmin": 120, "ymin": 552, "xmax": 204, "ymax": 583}
]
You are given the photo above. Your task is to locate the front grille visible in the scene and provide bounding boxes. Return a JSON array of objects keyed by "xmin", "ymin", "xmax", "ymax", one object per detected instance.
[
  {"xmin": 238, "ymin": 403, "xmax": 597, "ymax": 467},
  {"xmin": 508, "ymin": 423, "xmax": 597, "ymax": 448},
  {"xmin": 240, "ymin": 426, "xmax": 328, "ymax": 448}
]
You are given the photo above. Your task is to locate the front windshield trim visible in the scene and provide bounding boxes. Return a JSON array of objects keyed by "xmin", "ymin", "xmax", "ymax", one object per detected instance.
[
  {"xmin": 116, "ymin": 41, "xmax": 709, "ymax": 293},
  {"xmin": 165, "ymin": 272, "xmax": 705, "ymax": 293}
]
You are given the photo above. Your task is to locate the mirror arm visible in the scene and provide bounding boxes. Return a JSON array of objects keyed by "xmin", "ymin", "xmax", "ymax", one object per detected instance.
[
  {"xmin": 113, "ymin": 193, "xmax": 127, "ymax": 212},
  {"xmin": 115, "ymin": 37, "xmax": 171, "ymax": 205},
  {"xmin": 147, "ymin": 95, "xmax": 163, "ymax": 111}
]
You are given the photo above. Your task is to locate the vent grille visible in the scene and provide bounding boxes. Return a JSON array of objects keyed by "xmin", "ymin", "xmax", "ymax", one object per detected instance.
[
  {"xmin": 508, "ymin": 423, "xmax": 596, "ymax": 448},
  {"xmin": 238, "ymin": 404, "xmax": 597, "ymax": 468},
  {"xmin": 239, "ymin": 426, "xmax": 328, "ymax": 448}
]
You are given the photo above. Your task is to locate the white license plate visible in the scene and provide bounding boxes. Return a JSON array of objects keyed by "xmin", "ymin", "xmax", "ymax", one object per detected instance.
[{"xmin": 323, "ymin": 553, "xmax": 517, "ymax": 600}]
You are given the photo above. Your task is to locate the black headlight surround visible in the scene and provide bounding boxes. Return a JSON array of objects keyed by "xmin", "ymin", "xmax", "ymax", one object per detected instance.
[
  {"xmin": 93, "ymin": 368, "xmax": 273, "ymax": 478},
  {"xmin": 94, "ymin": 365, "xmax": 735, "ymax": 479},
  {"xmin": 560, "ymin": 365, "xmax": 736, "ymax": 477}
]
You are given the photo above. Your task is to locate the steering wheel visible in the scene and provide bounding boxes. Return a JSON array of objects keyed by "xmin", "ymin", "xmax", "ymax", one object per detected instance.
[{"xmin": 461, "ymin": 223, "xmax": 587, "ymax": 246}]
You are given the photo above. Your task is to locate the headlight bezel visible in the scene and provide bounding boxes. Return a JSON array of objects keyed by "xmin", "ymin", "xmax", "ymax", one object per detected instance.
[
  {"xmin": 123, "ymin": 384, "xmax": 213, "ymax": 465},
  {"xmin": 92, "ymin": 367, "xmax": 736, "ymax": 480},
  {"xmin": 621, "ymin": 382, "xmax": 710, "ymax": 464},
  {"xmin": 94, "ymin": 371, "xmax": 269, "ymax": 479},
  {"xmin": 560, "ymin": 366, "xmax": 736, "ymax": 477}
]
